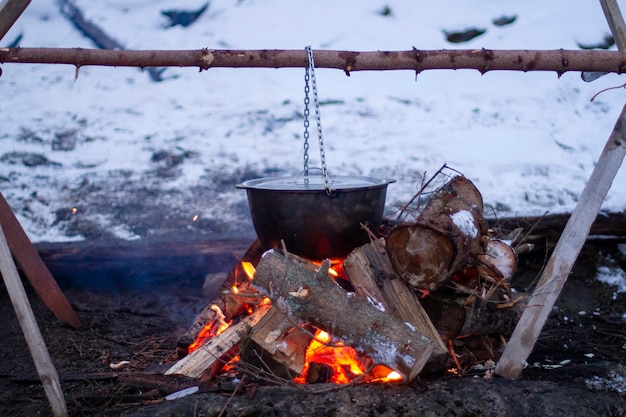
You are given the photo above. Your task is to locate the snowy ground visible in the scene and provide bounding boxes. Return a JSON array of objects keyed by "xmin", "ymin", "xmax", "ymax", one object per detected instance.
[{"xmin": 2, "ymin": 0, "xmax": 626, "ymax": 243}]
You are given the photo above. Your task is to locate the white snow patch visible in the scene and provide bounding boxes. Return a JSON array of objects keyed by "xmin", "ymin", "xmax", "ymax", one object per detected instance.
[
  {"xmin": 596, "ymin": 265, "xmax": 626, "ymax": 294},
  {"xmin": 450, "ymin": 210, "xmax": 478, "ymax": 238}
]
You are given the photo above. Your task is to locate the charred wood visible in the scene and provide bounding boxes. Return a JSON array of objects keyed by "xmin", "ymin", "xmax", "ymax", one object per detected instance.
[{"xmin": 166, "ymin": 304, "xmax": 271, "ymax": 379}]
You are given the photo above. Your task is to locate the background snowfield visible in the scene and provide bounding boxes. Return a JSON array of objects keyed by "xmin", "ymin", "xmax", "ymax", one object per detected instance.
[{"xmin": 2, "ymin": 0, "xmax": 626, "ymax": 243}]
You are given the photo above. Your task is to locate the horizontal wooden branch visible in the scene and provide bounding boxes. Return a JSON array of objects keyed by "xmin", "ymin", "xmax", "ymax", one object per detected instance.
[{"xmin": 2, "ymin": 47, "xmax": 626, "ymax": 75}]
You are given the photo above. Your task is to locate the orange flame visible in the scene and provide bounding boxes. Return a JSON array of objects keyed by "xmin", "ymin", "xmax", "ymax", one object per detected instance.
[
  {"xmin": 188, "ymin": 260, "xmax": 402, "ymax": 385},
  {"xmin": 187, "ymin": 304, "xmax": 231, "ymax": 353},
  {"xmin": 294, "ymin": 329, "xmax": 402, "ymax": 384},
  {"xmin": 241, "ymin": 261, "xmax": 256, "ymax": 280}
]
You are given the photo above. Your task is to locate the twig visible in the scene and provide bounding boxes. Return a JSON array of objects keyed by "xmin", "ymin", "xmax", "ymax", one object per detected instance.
[
  {"xmin": 395, "ymin": 163, "xmax": 448, "ymax": 221},
  {"xmin": 217, "ymin": 375, "xmax": 246, "ymax": 417}
]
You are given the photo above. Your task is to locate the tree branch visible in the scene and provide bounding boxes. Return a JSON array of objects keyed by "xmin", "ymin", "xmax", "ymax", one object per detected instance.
[{"xmin": 1, "ymin": 47, "xmax": 626, "ymax": 75}]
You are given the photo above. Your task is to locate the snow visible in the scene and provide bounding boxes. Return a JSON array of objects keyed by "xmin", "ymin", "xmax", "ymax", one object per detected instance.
[
  {"xmin": 596, "ymin": 265, "xmax": 626, "ymax": 295},
  {"xmin": 2, "ymin": 0, "xmax": 626, "ymax": 243},
  {"xmin": 450, "ymin": 210, "xmax": 478, "ymax": 238}
]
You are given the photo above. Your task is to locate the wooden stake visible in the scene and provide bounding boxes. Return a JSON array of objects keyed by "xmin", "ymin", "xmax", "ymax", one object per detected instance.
[
  {"xmin": 495, "ymin": 102, "xmax": 626, "ymax": 379},
  {"xmin": 0, "ymin": 193, "xmax": 81, "ymax": 328},
  {"xmin": 496, "ymin": 0, "xmax": 626, "ymax": 379},
  {"xmin": 0, "ymin": 0, "xmax": 31, "ymax": 41},
  {"xmin": 0, "ymin": 223, "xmax": 68, "ymax": 417}
]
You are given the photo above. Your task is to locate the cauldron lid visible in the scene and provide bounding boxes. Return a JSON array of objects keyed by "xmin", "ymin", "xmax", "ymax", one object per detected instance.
[{"xmin": 237, "ymin": 175, "xmax": 395, "ymax": 192}]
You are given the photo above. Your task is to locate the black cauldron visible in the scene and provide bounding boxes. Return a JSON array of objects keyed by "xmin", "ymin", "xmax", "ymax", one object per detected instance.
[{"xmin": 237, "ymin": 174, "xmax": 395, "ymax": 260}]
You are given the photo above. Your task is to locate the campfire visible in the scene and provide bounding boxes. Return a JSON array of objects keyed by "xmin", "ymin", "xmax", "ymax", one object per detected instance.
[{"xmin": 165, "ymin": 174, "xmax": 526, "ymax": 385}]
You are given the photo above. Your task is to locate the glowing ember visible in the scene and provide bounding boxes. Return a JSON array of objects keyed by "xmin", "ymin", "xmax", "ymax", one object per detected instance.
[
  {"xmin": 187, "ymin": 304, "xmax": 231, "ymax": 353},
  {"xmin": 71, "ymin": 207, "xmax": 78, "ymax": 214},
  {"xmin": 192, "ymin": 214, "xmax": 199, "ymax": 222},
  {"xmin": 294, "ymin": 329, "xmax": 402, "ymax": 384},
  {"xmin": 311, "ymin": 259, "xmax": 344, "ymax": 277}
]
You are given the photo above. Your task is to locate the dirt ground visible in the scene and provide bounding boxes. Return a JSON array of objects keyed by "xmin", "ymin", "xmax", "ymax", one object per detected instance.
[{"xmin": 1, "ymin": 239, "xmax": 626, "ymax": 417}]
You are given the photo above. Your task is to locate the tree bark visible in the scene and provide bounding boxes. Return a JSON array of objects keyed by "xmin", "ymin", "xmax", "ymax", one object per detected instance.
[{"xmin": 2, "ymin": 47, "xmax": 626, "ymax": 75}]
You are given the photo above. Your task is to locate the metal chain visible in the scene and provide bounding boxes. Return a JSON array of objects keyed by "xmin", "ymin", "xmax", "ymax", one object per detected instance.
[
  {"xmin": 304, "ymin": 45, "xmax": 332, "ymax": 195},
  {"xmin": 303, "ymin": 65, "xmax": 310, "ymax": 183}
]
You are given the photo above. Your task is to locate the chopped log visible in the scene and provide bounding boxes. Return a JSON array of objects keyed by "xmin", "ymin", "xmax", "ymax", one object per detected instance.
[
  {"xmin": 343, "ymin": 238, "xmax": 448, "ymax": 370},
  {"xmin": 387, "ymin": 175, "xmax": 487, "ymax": 292},
  {"xmin": 247, "ymin": 306, "xmax": 312, "ymax": 376},
  {"xmin": 176, "ymin": 281, "xmax": 261, "ymax": 354},
  {"xmin": 165, "ymin": 303, "xmax": 271, "ymax": 379},
  {"xmin": 252, "ymin": 250, "xmax": 435, "ymax": 382}
]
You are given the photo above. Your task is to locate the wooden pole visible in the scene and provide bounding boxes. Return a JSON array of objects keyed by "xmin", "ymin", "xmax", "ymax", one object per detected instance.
[
  {"xmin": 496, "ymin": 0, "xmax": 626, "ymax": 380},
  {"xmin": 2, "ymin": 47, "xmax": 626, "ymax": 75},
  {"xmin": 0, "ymin": 193, "xmax": 81, "ymax": 328},
  {"xmin": 0, "ymin": 0, "xmax": 30, "ymax": 41},
  {"xmin": 0, "ymin": 223, "xmax": 68, "ymax": 417},
  {"xmin": 495, "ymin": 102, "xmax": 626, "ymax": 379},
  {"xmin": 600, "ymin": 0, "xmax": 626, "ymax": 51}
]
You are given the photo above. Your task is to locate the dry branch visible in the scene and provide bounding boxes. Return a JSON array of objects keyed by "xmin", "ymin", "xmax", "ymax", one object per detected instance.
[
  {"xmin": 0, "ymin": 0, "xmax": 30, "ymax": 41},
  {"xmin": 2, "ymin": 47, "xmax": 626, "ymax": 75}
]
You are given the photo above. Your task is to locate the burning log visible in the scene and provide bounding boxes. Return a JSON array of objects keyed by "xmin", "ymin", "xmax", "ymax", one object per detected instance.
[
  {"xmin": 165, "ymin": 303, "xmax": 271, "ymax": 379},
  {"xmin": 246, "ymin": 306, "xmax": 313, "ymax": 377},
  {"xmin": 251, "ymin": 250, "xmax": 436, "ymax": 382},
  {"xmin": 386, "ymin": 175, "xmax": 488, "ymax": 292},
  {"xmin": 176, "ymin": 281, "xmax": 257, "ymax": 354},
  {"xmin": 343, "ymin": 239, "xmax": 449, "ymax": 370}
]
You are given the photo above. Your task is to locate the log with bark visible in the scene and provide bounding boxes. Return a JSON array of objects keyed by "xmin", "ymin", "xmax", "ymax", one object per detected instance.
[
  {"xmin": 343, "ymin": 239, "xmax": 449, "ymax": 370},
  {"xmin": 251, "ymin": 250, "xmax": 436, "ymax": 382},
  {"xmin": 386, "ymin": 175, "xmax": 488, "ymax": 292}
]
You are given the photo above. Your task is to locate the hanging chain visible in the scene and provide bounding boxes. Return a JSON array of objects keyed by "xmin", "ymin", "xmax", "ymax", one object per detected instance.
[
  {"xmin": 303, "ymin": 45, "xmax": 332, "ymax": 195},
  {"xmin": 303, "ymin": 61, "xmax": 311, "ymax": 183}
]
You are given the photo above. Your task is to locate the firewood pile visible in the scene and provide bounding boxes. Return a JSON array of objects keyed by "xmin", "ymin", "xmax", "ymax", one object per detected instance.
[{"xmin": 166, "ymin": 175, "xmax": 528, "ymax": 385}]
